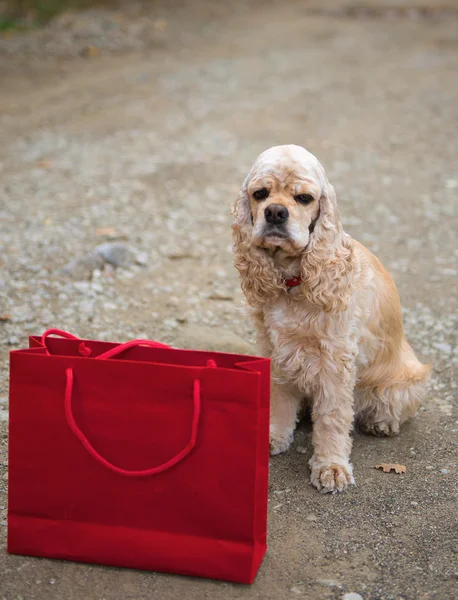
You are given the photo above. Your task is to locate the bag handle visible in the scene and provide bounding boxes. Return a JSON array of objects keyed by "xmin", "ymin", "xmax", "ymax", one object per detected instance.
[
  {"xmin": 95, "ymin": 339, "xmax": 171, "ymax": 359},
  {"xmin": 65, "ymin": 367, "xmax": 201, "ymax": 477},
  {"xmin": 41, "ymin": 329, "xmax": 80, "ymax": 345},
  {"xmin": 40, "ymin": 329, "xmax": 171, "ymax": 358}
]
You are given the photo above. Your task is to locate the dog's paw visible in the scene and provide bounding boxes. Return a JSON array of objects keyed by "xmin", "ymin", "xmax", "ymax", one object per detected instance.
[
  {"xmin": 359, "ymin": 419, "xmax": 400, "ymax": 437},
  {"xmin": 309, "ymin": 457, "xmax": 355, "ymax": 493},
  {"xmin": 269, "ymin": 424, "xmax": 294, "ymax": 456}
]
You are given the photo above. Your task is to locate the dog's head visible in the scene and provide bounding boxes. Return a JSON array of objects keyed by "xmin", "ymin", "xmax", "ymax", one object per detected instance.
[
  {"xmin": 245, "ymin": 145, "xmax": 324, "ymax": 254},
  {"xmin": 232, "ymin": 145, "xmax": 353, "ymax": 311}
]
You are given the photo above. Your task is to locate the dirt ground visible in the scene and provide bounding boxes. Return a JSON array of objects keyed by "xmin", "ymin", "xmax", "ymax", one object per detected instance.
[{"xmin": 0, "ymin": 1, "xmax": 457, "ymax": 599}]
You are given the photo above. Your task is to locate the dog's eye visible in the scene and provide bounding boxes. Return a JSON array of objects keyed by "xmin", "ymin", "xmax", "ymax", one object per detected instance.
[
  {"xmin": 253, "ymin": 188, "xmax": 270, "ymax": 201},
  {"xmin": 295, "ymin": 194, "xmax": 314, "ymax": 205}
]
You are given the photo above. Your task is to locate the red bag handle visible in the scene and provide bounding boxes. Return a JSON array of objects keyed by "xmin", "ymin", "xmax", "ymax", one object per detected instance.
[
  {"xmin": 41, "ymin": 329, "xmax": 80, "ymax": 345},
  {"xmin": 65, "ymin": 367, "xmax": 201, "ymax": 477},
  {"xmin": 40, "ymin": 329, "xmax": 171, "ymax": 357}
]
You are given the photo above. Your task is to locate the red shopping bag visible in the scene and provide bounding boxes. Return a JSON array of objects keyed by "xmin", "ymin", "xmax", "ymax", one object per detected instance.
[{"xmin": 8, "ymin": 329, "xmax": 270, "ymax": 584}]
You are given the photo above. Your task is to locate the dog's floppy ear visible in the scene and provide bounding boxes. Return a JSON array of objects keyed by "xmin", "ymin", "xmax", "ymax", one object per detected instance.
[
  {"xmin": 300, "ymin": 180, "xmax": 354, "ymax": 312},
  {"xmin": 232, "ymin": 177, "xmax": 283, "ymax": 307}
]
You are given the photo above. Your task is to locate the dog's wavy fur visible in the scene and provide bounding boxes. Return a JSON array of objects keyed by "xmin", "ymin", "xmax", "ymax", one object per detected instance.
[{"xmin": 232, "ymin": 145, "xmax": 430, "ymax": 493}]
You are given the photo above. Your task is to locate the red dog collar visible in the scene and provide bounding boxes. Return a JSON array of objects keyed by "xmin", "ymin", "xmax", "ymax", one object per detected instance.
[{"xmin": 284, "ymin": 276, "xmax": 302, "ymax": 288}]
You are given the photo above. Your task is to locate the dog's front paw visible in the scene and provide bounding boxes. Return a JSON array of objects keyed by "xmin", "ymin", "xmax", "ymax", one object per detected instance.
[
  {"xmin": 309, "ymin": 457, "xmax": 355, "ymax": 493},
  {"xmin": 269, "ymin": 424, "xmax": 294, "ymax": 456}
]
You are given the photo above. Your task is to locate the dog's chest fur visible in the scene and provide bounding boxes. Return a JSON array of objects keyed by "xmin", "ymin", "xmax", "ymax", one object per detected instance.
[{"xmin": 261, "ymin": 291, "xmax": 379, "ymax": 392}]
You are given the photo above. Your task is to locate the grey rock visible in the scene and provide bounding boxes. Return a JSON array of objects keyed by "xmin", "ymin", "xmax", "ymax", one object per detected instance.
[
  {"xmin": 172, "ymin": 324, "xmax": 256, "ymax": 355},
  {"xmin": 135, "ymin": 251, "xmax": 148, "ymax": 266},
  {"xmin": 342, "ymin": 594, "xmax": 364, "ymax": 600},
  {"xmin": 61, "ymin": 253, "xmax": 105, "ymax": 279},
  {"xmin": 79, "ymin": 300, "xmax": 94, "ymax": 316},
  {"xmin": 434, "ymin": 342, "xmax": 452, "ymax": 353},
  {"xmin": 95, "ymin": 242, "xmax": 135, "ymax": 268},
  {"xmin": 73, "ymin": 281, "xmax": 91, "ymax": 293},
  {"xmin": 8, "ymin": 336, "xmax": 19, "ymax": 346}
]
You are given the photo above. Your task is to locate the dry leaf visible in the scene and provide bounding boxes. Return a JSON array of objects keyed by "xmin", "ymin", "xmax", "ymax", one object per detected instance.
[
  {"xmin": 83, "ymin": 46, "xmax": 100, "ymax": 58},
  {"xmin": 36, "ymin": 160, "xmax": 53, "ymax": 169},
  {"xmin": 375, "ymin": 463, "xmax": 406, "ymax": 474},
  {"xmin": 96, "ymin": 227, "xmax": 118, "ymax": 236},
  {"xmin": 0, "ymin": 314, "xmax": 11, "ymax": 321}
]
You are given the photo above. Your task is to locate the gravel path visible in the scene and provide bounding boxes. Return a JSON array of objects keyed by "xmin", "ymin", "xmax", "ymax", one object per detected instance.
[{"xmin": 1, "ymin": 1, "xmax": 457, "ymax": 599}]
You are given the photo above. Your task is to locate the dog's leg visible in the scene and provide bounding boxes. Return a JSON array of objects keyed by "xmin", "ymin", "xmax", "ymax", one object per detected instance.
[
  {"xmin": 270, "ymin": 380, "xmax": 302, "ymax": 455},
  {"xmin": 309, "ymin": 365, "xmax": 356, "ymax": 493}
]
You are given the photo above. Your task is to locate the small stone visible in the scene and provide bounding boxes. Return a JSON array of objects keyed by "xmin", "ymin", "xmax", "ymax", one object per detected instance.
[
  {"xmin": 8, "ymin": 336, "xmax": 19, "ymax": 346},
  {"xmin": 343, "ymin": 594, "xmax": 364, "ymax": 600},
  {"xmin": 73, "ymin": 281, "xmax": 91, "ymax": 293},
  {"xmin": 49, "ymin": 579, "xmax": 56, "ymax": 585},
  {"xmin": 411, "ymin": 501, "xmax": 419, "ymax": 508},
  {"xmin": 434, "ymin": 342, "xmax": 452, "ymax": 353},
  {"xmin": 296, "ymin": 446, "xmax": 307, "ymax": 454},
  {"xmin": 95, "ymin": 242, "xmax": 136, "ymax": 268},
  {"xmin": 135, "ymin": 251, "xmax": 148, "ymax": 266},
  {"xmin": 440, "ymin": 469, "xmax": 449, "ymax": 475},
  {"xmin": 306, "ymin": 514, "xmax": 318, "ymax": 521},
  {"xmin": 61, "ymin": 254, "xmax": 105, "ymax": 279},
  {"xmin": 452, "ymin": 546, "xmax": 458, "ymax": 553},
  {"xmin": 91, "ymin": 282, "xmax": 103, "ymax": 293},
  {"xmin": 79, "ymin": 300, "xmax": 94, "ymax": 316},
  {"xmin": 290, "ymin": 586, "xmax": 303, "ymax": 594}
]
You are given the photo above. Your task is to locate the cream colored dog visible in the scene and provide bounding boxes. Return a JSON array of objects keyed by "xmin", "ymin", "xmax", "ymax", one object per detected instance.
[{"xmin": 232, "ymin": 145, "xmax": 430, "ymax": 493}]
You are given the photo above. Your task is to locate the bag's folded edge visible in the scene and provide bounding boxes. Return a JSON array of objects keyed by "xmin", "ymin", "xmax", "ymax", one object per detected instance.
[{"xmin": 8, "ymin": 515, "xmax": 267, "ymax": 585}]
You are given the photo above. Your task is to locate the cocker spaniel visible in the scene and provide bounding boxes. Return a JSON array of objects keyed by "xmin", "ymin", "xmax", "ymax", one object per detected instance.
[{"xmin": 232, "ymin": 145, "xmax": 430, "ymax": 493}]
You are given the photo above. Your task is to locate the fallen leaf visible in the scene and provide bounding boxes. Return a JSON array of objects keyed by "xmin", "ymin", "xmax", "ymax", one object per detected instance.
[
  {"xmin": 36, "ymin": 160, "xmax": 53, "ymax": 169},
  {"xmin": 96, "ymin": 227, "xmax": 118, "ymax": 237},
  {"xmin": 0, "ymin": 314, "xmax": 11, "ymax": 321},
  {"xmin": 83, "ymin": 46, "xmax": 100, "ymax": 58},
  {"xmin": 375, "ymin": 463, "xmax": 406, "ymax": 474}
]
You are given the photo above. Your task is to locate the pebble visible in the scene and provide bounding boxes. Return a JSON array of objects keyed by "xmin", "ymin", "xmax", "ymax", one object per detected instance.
[
  {"xmin": 79, "ymin": 299, "xmax": 94, "ymax": 312},
  {"xmin": 440, "ymin": 469, "xmax": 449, "ymax": 475},
  {"xmin": 95, "ymin": 242, "xmax": 136, "ymax": 268},
  {"xmin": 296, "ymin": 446, "xmax": 307, "ymax": 454},
  {"xmin": 73, "ymin": 281, "xmax": 91, "ymax": 293},
  {"xmin": 434, "ymin": 342, "xmax": 452, "ymax": 353},
  {"xmin": 135, "ymin": 251, "xmax": 148, "ymax": 266},
  {"xmin": 8, "ymin": 336, "xmax": 19, "ymax": 345},
  {"xmin": 342, "ymin": 594, "xmax": 364, "ymax": 600},
  {"xmin": 411, "ymin": 501, "xmax": 419, "ymax": 508},
  {"xmin": 306, "ymin": 514, "xmax": 318, "ymax": 521}
]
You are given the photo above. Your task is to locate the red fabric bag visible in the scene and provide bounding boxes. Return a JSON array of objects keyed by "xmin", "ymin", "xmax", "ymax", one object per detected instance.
[{"xmin": 8, "ymin": 329, "xmax": 270, "ymax": 584}]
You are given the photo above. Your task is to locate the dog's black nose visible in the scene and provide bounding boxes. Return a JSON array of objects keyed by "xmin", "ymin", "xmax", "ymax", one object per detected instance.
[{"xmin": 265, "ymin": 204, "xmax": 289, "ymax": 225}]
